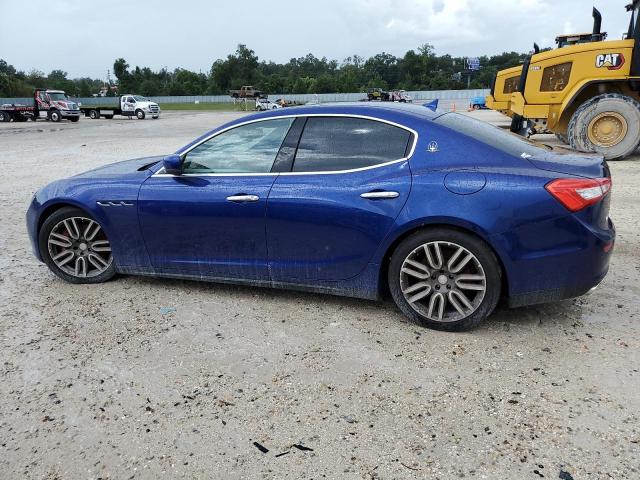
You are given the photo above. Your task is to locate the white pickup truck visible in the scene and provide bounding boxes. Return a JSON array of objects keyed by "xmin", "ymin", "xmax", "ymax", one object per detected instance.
[{"xmin": 79, "ymin": 95, "xmax": 160, "ymax": 120}]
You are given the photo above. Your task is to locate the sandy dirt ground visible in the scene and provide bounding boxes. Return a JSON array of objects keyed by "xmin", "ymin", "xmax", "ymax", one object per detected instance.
[{"xmin": 0, "ymin": 110, "xmax": 638, "ymax": 480}]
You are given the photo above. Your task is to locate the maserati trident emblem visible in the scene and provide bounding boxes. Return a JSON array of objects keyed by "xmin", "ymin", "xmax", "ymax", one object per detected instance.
[{"xmin": 427, "ymin": 141, "xmax": 439, "ymax": 153}]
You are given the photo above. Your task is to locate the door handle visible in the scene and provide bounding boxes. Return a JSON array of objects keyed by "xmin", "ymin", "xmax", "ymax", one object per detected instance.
[
  {"xmin": 226, "ymin": 194, "xmax": 260, "ymax": 203},
  {"xmin": 360, "ymin": 191, "xmax": 400, "ymax": 199}
]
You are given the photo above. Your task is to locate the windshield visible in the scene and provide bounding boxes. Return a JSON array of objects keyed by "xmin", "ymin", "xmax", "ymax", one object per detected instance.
[
  {"xmin": 434, "ymin": 113, "xmax": 551, "ymax": 158},
  {"xmin": 133, "ymin": 95, "xmax": 149, "ymax": 102},
  {"xmin": 48, "ymin": 92, "xmax": 68, "ymax": 101}
]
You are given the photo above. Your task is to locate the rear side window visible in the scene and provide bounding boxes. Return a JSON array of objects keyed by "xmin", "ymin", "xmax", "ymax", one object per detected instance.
[
  {"xmin": 434, "ymin": 113, "xmax": 551, "ymax": 158},
  {"xmin": 292, "ymin": 117, "xmax": 412, "ymax": 172}
]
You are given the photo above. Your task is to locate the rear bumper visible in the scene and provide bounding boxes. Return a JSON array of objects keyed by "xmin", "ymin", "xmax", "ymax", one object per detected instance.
[
  {"xmin": 485, "ymin": 95, "xmax": 510, "ymax": 111},
  {"xmin": 507, "ymin": 271, "xmax": 608, "ymax": 307},
  {"xmin": 494, "ymin": 214, "xmax": 615, "ymax": 308}
]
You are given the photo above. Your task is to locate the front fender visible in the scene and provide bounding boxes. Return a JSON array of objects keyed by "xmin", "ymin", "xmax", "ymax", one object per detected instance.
[{"xmin": 27, "ymin": 178, "xmax": 153, "ymax": 273}]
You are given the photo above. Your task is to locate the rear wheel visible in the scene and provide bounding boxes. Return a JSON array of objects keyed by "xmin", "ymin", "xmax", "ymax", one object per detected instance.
[
  {"xmin": 39, "ymin": 207, "xmax": 116, "ymax": 284},
  {"xmin": 388, "ymin": 228, "xmax": 501, "ymax": 331},
  {"xmin": 568, "ymin": 93, "xmax": 640, "ymax": 160},
  {"xmin": 136, "ymin": 109, "xmax": 145, "ymax": 119},
  {"xmin": 89, "ymin": 109, "xmax": 100, "ymax": 119}
]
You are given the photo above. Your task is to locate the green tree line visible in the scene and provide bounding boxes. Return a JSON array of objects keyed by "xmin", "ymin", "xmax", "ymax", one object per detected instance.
[{"xmin": 1, "ymin": 44, "xmax": 527, "ymax": 98}]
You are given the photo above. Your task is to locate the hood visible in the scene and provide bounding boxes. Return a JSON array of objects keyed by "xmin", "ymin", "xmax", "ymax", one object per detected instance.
[
  {"xmin": 74, "ymin": 155, "xmax": 164, "ymax": 178},
  {"xmin": 527, "ymin": 148, "xmax": 608, "ymax": 179}
]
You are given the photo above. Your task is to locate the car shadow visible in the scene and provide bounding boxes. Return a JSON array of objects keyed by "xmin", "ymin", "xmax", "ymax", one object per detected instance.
[{"xmin": 122, "ymin": 275, "xmax": 585, "ymax": 333}]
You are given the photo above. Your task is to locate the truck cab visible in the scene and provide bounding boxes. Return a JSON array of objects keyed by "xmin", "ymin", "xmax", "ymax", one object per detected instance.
[{"xmin": 35, "ymin": 89, "xmax": 81, "ymax": 122}]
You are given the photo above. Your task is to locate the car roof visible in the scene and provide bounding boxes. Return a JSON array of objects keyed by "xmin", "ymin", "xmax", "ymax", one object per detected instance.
[{"xmin": 244, "ymin": 102, "xmax": 441, "ymax": 123}]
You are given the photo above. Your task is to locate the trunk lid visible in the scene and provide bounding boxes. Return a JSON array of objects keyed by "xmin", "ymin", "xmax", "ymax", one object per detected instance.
[{"xmin": 526, "ymin": 147, "xmax": 609, "ymax": 179}]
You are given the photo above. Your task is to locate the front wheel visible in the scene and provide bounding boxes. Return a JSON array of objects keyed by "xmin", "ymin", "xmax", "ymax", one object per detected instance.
[
  {"xmin": 388, "ymin": 228, "xmax": 501, "ymax": 331},
  {"xmin": 49, "ymin": 110, "xmax": 61, "ymax": 122},
  {"xmin": 568, "ymin": 93, "xmax": 640, "ymax": 160},
  {"xmin": 0, "ymin": 111, "xmax": 10, "ymax": 122},
  {"xmin": 39, "ymin": 207, "xmax": 116, "ymax": 284},
  {"xmin": 69, "ymin": 116, "xmax": 79, "ymax": 122},
  {"xmin": 136, "ymin": 109, "xmax": 145, "ymax": 119}
]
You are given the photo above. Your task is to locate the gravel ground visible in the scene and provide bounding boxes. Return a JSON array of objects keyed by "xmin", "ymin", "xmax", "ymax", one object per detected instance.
[{"xmin": 0, "ymin": 110, "xmax": 638, "ymax": 480}]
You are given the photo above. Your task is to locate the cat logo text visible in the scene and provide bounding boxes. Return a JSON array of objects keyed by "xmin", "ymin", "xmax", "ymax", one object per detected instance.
[{"xmin": 595, "ymin": 53, "xmax": 625, "ymax": 70}]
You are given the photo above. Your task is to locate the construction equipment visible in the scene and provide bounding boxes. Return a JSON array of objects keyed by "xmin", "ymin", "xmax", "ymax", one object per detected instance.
[{"xmin": 486, "ymin": 1, "xmax": 640, "ymax": 160}]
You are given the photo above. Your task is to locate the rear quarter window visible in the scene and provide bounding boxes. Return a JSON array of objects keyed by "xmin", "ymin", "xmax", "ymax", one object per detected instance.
[{"xmin": 434, "ymin": 113, "xmax": 550, "ymax": 158}]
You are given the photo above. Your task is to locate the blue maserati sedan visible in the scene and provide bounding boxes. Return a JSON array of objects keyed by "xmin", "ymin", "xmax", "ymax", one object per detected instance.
[{"xmin": 26, "ymin": 103, "xmax": 615, "ymax": 331}]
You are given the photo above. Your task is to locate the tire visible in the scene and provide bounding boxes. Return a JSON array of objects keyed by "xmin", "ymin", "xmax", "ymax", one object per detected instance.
[
  {"xmin": 555, "ymin": 132, "xmax": 568, "ymax": 144},
  {"xmin": 135, "ymin": 109, "xmax": 145, "ymax": 119},
  {"xmin": 89, "ymin": 109, "xmax": 100, "ymax": 119},
  {"xmin": 49, "ymin": 110, "xmax": 61, "ymax": 122},
  {"xmin": 152, "ymin": 115, "xmax": 159, "ymax": 119},
  {"xmin": 388, "ymin": 228, "xmax": 501, "ymax": 332},
  {"xmin": 69, "ymin": 116, "xmax": 79, "ymax": 123},
  {"xmin": 472, "ymin": 104, "xmax": 481, "ymax": 110},
  {"xmin": 39, "ymin": 207, "xmax": 116, "ymax": 284},
  {"xmin": 568, "ymin": 93, "xmax": 640, "ymax": 160},
  {"xmin": 0, "ymin": 111, "xmax": 10, "ymax": 122},
  {"xmin": 104, "ymin": 115, "xmax": 114, "ymax": 119}
]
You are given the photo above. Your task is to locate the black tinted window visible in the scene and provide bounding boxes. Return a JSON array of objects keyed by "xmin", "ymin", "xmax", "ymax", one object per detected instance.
[
  {"xmin": 434, "ymin": 113, "xmax": 551, "ymax": 157},
  {"xmin": 292, "ymin": 117, "xmax": 412, "ymax": 172}
]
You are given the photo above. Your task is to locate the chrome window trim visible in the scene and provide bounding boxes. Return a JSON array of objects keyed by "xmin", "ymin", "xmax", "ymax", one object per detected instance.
[{"xmin": 152, "ymin": 113, "xmax": 419, "ymax": 178}]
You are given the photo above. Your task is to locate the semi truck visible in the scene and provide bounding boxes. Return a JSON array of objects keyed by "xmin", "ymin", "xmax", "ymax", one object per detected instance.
[
  {"xmin": 79, "ymin": 95, "xmax": 160, "ymax": 120},
  {"xmin": 0, "ymin": 89, "xmax": 80, "ymax": 122}
]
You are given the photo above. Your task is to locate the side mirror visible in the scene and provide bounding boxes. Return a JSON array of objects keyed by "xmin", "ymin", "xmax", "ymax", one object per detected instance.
[{"xmin": 163, "ymin": 154, "xmax": 182, "ymax": 175}]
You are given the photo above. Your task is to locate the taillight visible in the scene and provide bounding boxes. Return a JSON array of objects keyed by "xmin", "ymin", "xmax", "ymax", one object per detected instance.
[{"xmin": 545, "ymin": 177, "xmax": 611, "ymax": 212}]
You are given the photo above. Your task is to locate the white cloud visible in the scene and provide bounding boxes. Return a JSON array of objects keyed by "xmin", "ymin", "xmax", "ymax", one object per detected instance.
[{"xmin": 0, "ymin": 0, "xmax": 633, "ymax": 77}]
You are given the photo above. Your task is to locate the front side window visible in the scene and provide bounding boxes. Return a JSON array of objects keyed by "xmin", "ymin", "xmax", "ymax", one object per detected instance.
[
  {"xmin": 292, "ymin": 117, "xmax": 412, "ymax": 172},
  {"xmin": 182, "ymin": 118, "xmax": 294, "ymax": 174}
]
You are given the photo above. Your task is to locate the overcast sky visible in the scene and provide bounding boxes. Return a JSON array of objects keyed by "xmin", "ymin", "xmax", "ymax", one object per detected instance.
[{"xmin": 0, "ymin": 0, "xmax": 633, "ymax": 79}]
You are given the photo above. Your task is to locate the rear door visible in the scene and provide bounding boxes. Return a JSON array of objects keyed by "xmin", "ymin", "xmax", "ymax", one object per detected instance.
[{"xmin": 266, "ymin": 115, "xmax": 415, "ymax": 282}]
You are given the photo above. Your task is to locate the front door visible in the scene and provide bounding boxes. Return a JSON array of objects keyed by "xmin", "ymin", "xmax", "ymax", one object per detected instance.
[
  {"xmin": 122, "ymin": 96, "xmax": 136, "ymax": 114},
  {"xmin": 266, "ymin": 116, "xmax": 415, "ymax": 282},
  {"xmin": 138, "ymin": 117, "xmax": 295, "ymax": 280}
]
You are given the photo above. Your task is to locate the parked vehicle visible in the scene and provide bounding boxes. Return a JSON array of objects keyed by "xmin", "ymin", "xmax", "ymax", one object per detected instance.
[
  {"xmin": 390, "ymin": 90, "xmax": 412, "ymax": 102},
  {"xmin": 255, "ymin": 98, "xmax": 281, "ymax": 111},
  {"xmin": 0, "ymin": 89, "xmax": 80, "ymax": 123},
  {"xmin": 229, "ymin": 86, "xmax": 263, "ymax": 99},
  {"xmin": 469, "ymin": 96, "xmax": 487, "ymax": 110},
  {"xmin": 27, "ymin": 103, "xmax": 614, "ymax": 332},
  {"xmin": 80, "ymin": 95, "xmax": 160, "ymax": 120},
  {"xmin": 367, "ymin": 88, "xmax": 411, "ymax": 102},
  {"xmin": 367, "ymin": 88, "xmax": 390, "ymax": 101}
]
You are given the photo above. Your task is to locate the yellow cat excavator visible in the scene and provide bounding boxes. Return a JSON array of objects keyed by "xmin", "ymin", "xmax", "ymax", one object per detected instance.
[{"xmin": 486, "ymin": 1, "xmax": 640, "ymax": 160}]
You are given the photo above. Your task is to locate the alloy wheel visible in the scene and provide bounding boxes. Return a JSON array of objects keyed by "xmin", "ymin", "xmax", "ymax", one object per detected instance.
[
  {"xmin": 47, "ymin": 216, "xmax": 112, "ymax": 278},
  {"xmin": 399, "ymin": 241, "xmax": 486, "ymax": 323}
]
